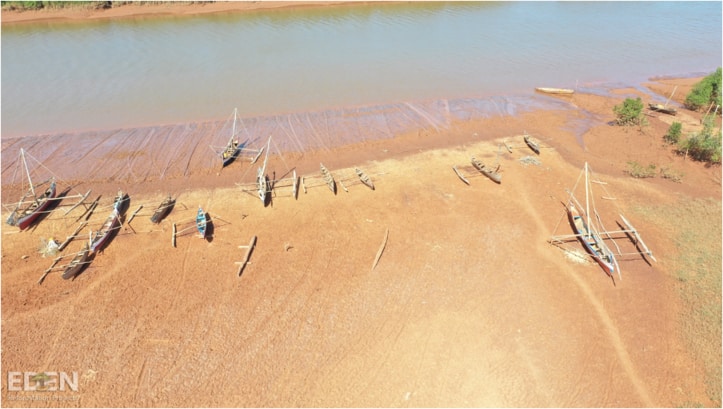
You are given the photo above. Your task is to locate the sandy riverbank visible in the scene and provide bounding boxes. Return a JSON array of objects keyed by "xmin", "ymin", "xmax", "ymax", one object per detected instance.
[
  {"xmin": 1, "ymin": 76, "xmax": 721, "ymax": 407},
  {"xmin": 0, "ymin": 1, "xmax": 357, "ymax": 24}
]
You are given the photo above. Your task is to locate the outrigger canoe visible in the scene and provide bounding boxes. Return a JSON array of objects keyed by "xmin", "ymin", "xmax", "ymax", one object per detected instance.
[
  {"xmin": 566, "ymin": 203, "xmax": 616, "ymax": 278},
  {"xmin": 7, "ymin": 180, "xmax": 57, "ymax": 230},
  {"xmin": 90, "ymin": 191, "xmax": 127, "ymax": 252},
  {"xmin": 196, "ymin": 207, "xmax": 208, "ymax": 239},
  {"xmin": 150, "ymin": 195, "xmax": 175, "ymax": 224}
]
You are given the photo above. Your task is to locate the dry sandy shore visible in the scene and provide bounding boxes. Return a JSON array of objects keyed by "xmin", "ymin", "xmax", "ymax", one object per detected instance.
[
  {"xmin": 1, "ymin": 73, "xmax": 721, "ymax": 407},
  {"xmin": 2, "ymin": 5, "xmax": 722, "ymax": 407}
]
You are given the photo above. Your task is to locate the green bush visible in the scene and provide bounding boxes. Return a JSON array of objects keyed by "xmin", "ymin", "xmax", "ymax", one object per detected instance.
[
  {"xmin": 685, "ymin": 68, "xmax": 722, "ymax": 111},
  {"xmin": 677, "ymin": 116, "xmax": 722, "ymax": 164},
  {"xmin": 613, "ymin": 97, "xmax": 645, "ymax": 126},
  {"xmin": 665, "ymin": 122, "xmax": 683, "ymax": 144}
]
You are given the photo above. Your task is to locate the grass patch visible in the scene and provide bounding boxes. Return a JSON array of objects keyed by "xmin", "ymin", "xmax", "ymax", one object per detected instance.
[
  {"xmin": 634, "ymin": 198, "xmax": 721, "ymax": 406},
  {"xmin": 626, "ymin": 161, "xmax": 657, "ymax": 178},
  {"xmin": 659, "ymin": 166, "xmax": 684, "ymax": 183}
]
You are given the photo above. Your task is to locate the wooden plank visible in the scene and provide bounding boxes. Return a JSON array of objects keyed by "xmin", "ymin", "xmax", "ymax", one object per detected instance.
[
  {"xmin": 172, "ymin": 223, "xmax": 177, "ymax": 248},
  {"xmin": 619, "ymin": 214, "xmax": 657, "ymax": 262},
  {"xmin": 38, "ymin": 256, "xmax": 63, "ymax": 285},
  {"xmin": 371, "ymin": 228, "xmax": 389, "ymax": 271},
  {"xmin": 58, "ymin": 221, "xmax": 87, "ymax": 252},
  {"xmin": 453, "ymin": 166, "xmax": 470, "ymax": 185},
  {"xmin": 292, "ymin": 169, "xmax": 298, "ymax": 199},
  {"xmin": 63, "ymin": 189, "xmax": 91, "ymax": 215},
  {"xmin": 126, "ymin": 205, "xmax": 143, "ymax": 225},
  {"xmin": 75, "ymin": 195, "xmax": 101, "ymax": 223},
  {"xmin": 250, "ymin": 147, "xmax": 264, "ymax": 165},
  {"xmin": 237, "ymin": 235, "xmax": 257, "ymax": 276}
]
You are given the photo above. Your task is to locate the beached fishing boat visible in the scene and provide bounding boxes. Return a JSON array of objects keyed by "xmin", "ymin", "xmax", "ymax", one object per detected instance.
[
  {"xmin": 90, "ymin": 191, "xmax": 127, "ymax": 252},
  {"xmin": 196, "ymin": 207, "xmax": 208, "ymax": 239},
  {"xmin": 320, "ymin": 163, "xmax": 337, "ymax": 194},
  {"xmin": 566, "ymin": 202, "xmax": 616, "ymax": 277},
  {"xmin": 355, "ymin": 167, "xmax": 375, "ymax": 190},
  {"xmin": 524, "ymin": 134, "xmax": 540, "ymax": 155},
  {"xmin": 7, "ymin": 179, "xmax": 57, "ymax": 230},
  {"xmin": 471, "ymin": 157, "xmax": 502, "ymax": 184},
  {"xmin": 150, "ymin": 195, "xmax": 175, "ymax": 224},
  {"xmin": 220, "ymin": 108, "xmax": 242, "ymax": 167},
  {"xmin": 256, "ymin": 137, "xmax": 272, "ymax": 205},
  {"xmin": 6, "ymin": 148, "xmax": 60, "ymax": 230},
  {"xmin": 62, "ymin": 243, "xmax": 91, "ymax": 280},
  {"xmin": 535, "ymin": 87, "xmax": 575, "ymax": 95},
  {"xmin": 648, "ymin": 103, "xmax": 677, "ymax": 116}
]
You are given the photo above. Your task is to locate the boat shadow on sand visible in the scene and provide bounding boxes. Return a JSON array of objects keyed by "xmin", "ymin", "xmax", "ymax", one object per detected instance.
[{"xmin": 203, "ymin": 213, "xmax": 215, "ymax": 243}]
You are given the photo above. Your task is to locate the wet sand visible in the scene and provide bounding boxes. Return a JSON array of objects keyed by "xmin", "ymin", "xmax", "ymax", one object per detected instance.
[{"xmin": 1, "ymin": 76, "xmax": 721, "ymax": 407}]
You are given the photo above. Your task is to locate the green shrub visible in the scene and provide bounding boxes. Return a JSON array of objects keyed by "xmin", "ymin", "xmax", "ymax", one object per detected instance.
[
  {"xmin": 613, "ymin": 97, "xmax": 645, "ymax": 126},
  {"xmin": 677, "ymin": 116, "xmax": 722, "ymax": 164},
  {"xmin": 685, "ymin": 68, "xmax": 722, "ymax": 111},
  {"xmin": 665, "ymin": 122, "xmax": 682, "ymax": 144}
]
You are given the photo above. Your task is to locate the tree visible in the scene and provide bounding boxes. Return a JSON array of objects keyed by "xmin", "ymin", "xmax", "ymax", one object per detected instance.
[
  {"xmin": 613, "ymin": 97, "xmax": 645, "ymax": 126},
  {"xmin": 664, "ymin": 122, "xmax": 682, "ymax": 145},
  {"xmin": 685, "ymin": 67, "xmax": 722, "ymax": 111},
  {"xmin": 677, "ymin": 116, "xmax": 722, "ymax": 164}
]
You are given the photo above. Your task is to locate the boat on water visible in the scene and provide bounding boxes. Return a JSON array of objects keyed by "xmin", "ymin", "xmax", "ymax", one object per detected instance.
[
  {"xmin": 523, "ymin": 134, "xmax": 540, "ymax": 155},
  {"xmin": 648, "ymin": 103, "xmax": 677, "ymax": 116},
  {"xmin": 471, "ymin": 157, "xmax": 502, "ymax": 184},
  {"xmin": 150, "ymin": 195, "xmax": 175, "ymax": 224},
  {"xmin": 320, "ymin": 163, "xmax": 337, "ymax": 194},
  {"xmin": 196, "ymin": 207, "xmax": 208, "ymax": 239},
  {"xmin": 535, "ymin": 87, "xmax": 575, "ymax": 95},
  {"xmin": 90, "ymin": 191, "xmax": 128, "ymax": 252},
  {"xmin": 62, "ymin": 243, "xmax": 91, "ymax": 280}
]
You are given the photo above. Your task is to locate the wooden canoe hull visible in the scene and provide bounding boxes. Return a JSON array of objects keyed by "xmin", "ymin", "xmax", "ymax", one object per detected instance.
[
  {"xmin": 355, "ymin": 168, "xmax": 375, "ymax": 190},
  {"xmin": 566, "ymin": 205, "xmax": 615, "ymax": 277},
  {"xmin": 62, "ymin": 244, "xmax": 91, "ymax": 280},
  {"xmin": 524, "ymin": 135, "xmax": 540, "ymax": 155},
  {"xmin": 150, "ymin": 197, "xmax": 175, "ymax": 224},
  {"xmin": 471, "ymin": 158, "xmax": 502, "ymax": 184},
  {"xmin": 320, "ymin": 163, "xmax": 336, "ymax": 194},
  {"xmin": 221, "ymin": 141, "xmax": 240, "ymax": 167},
  {"xmin": 648, "ymin": 103, "xmax": 677, "ymax": 116},
  {"xmin": 196, "ymin": 208, "xmax": 208, "ymax": 239},
  {"xmin": 90, "ymin": 210, "xmax": 120, "ymax": 252},
  {"xmin": 535, "ymin": 87, "xmax": 574, "ymax": 95},
  {"xmin": 8, "ymin": 182, "xmax": 57, "ymax": 231}
]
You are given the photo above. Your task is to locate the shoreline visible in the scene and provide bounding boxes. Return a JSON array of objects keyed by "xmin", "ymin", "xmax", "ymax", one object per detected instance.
[
  {"xmin": 0, "ymin": 1, "xmax": 358, "ymax": 24},
  {"xmin": 1, "ymin": 75, "xmax": 721, "ymax": 407},
  {"xmin": 1, "ymin": 76, "xmax": 714, "ymax": 197}
]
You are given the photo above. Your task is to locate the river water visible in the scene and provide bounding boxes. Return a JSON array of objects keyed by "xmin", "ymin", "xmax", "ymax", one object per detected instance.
[{"xmin": 1, "ymin": 2, "xmax": 721, "ymax": 138}]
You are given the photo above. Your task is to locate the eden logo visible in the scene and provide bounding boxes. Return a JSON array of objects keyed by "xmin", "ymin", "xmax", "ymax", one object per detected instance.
[{"xmin": 7, "ymin": 371, "xmax": 79, "ymax": 392}]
